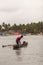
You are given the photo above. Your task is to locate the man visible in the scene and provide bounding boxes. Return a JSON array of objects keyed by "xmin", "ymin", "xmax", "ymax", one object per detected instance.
[{"xmin": 16, "ymin": 35, "xmax": 23, "ymax": 47}]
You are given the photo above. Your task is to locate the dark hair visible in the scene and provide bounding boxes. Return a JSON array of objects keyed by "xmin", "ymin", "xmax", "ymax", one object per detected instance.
[{"xmin": 21, "ymin": 35, "xmax": 23, "ymax": 38}]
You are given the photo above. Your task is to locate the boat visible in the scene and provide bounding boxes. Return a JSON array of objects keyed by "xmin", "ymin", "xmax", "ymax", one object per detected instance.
[
  {"xmin": 2, "ymin": 41, "xmax": 28, "ymax": 50},
  {"xmin": 13, "ymin": 41, "xmax": 28, "ymax": 49}
]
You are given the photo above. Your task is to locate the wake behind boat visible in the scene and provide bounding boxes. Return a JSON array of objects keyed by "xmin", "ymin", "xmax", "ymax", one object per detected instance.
[{"xmin": 2, "ymin": 41, "xmax": 28, "ymax": 50}]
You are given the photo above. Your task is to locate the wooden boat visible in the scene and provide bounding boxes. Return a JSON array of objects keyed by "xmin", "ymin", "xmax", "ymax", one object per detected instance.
[
  {"xmin": 13, "ymin": 41, "xmax": 28, "ymax": 49},
  {"xmin": 2, "ymin": 41, "xmax": 28, "ymax": 50}
]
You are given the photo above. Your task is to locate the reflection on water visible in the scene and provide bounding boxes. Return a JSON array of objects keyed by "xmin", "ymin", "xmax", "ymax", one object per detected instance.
[
  {"xmin": 15, "ymin": 49, "xmax": 21, "ymax": 56},
  {"xmin": 15, "ymin": 49, "xmax": 22, "ymax": 61},
  {"xmin": 0, "ymin": 35, "xmax": 43, "ymax": 65}
]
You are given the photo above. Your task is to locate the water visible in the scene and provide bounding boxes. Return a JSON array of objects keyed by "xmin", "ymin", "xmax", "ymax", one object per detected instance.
[{"xmin": 0, "ymin": 35, "xmax": 43, "ymax": 65}]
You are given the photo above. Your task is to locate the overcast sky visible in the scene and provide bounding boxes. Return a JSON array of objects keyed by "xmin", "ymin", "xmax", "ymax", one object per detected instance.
[{"xmin": 0, "ymin": 0, "xmax": 43, "ymax": 25}]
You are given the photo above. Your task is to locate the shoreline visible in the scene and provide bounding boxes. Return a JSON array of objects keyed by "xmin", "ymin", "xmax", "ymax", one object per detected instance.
[{"xmin": 0, "ymin": 33, "xmax": 43, "ymax": 37}]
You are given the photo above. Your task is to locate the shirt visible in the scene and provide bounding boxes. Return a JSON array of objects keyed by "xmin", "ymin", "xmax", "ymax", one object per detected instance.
[{"xmin": 16, "ymin": 37, "xmax": 21, "ymax": 42}]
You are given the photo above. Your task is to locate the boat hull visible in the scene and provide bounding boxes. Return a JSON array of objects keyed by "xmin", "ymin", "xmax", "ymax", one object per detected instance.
[{"xmin": 13, "ymin": 41, "xmax": 28, "ymax": 49}]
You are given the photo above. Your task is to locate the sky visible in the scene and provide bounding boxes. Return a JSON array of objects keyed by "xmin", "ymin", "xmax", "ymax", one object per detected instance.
[{"xmin": 0, "ymin": 0, "xmax": 43, "ymax": 25}]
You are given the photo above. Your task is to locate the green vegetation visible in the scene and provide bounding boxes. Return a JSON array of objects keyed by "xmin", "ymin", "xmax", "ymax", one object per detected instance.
[{"xmin": 0, "ymin": 21, "xmax": 43, "ymax": 34}]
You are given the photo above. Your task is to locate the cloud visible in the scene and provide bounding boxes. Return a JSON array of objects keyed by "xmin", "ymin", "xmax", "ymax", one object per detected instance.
[
  {"xmin": 0, "ymin": 8, "xmax": 20, "ymax": 13},
  {"xmin": 0, "ymin": 0, "xmax": 43, "ymax": 24}
]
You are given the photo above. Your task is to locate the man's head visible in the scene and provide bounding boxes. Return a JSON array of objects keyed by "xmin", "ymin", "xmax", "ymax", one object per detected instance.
[{"xmin": 21, "ymin": 35, "xmax": 23, "ymax": 38}]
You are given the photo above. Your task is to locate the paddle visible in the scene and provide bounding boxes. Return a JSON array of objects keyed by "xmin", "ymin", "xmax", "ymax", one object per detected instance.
[{"xmin": 2, "ymin": 44, "xmax": 14, "ymax": 48}]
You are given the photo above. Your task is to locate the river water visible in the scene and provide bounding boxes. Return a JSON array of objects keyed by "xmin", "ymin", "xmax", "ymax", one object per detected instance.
[{"xmin": 0, "ymin": 35, "xmax": 43, "ymax": 65}]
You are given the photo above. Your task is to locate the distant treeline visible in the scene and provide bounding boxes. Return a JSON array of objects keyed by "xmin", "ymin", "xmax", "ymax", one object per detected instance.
[{"xmin": 0, "ymin": 21, "xmax": 43, "ymax": 34}]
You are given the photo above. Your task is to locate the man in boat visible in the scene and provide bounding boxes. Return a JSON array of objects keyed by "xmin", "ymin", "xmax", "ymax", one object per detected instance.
[{"xmin": 16, "ymin": 35, "xmax": 23, "ymax": 47}]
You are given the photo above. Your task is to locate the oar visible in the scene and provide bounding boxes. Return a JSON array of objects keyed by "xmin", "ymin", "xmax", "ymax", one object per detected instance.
[{"xmin": 2, "ymin": 44, "xmax": 14, "ymax": 48}]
